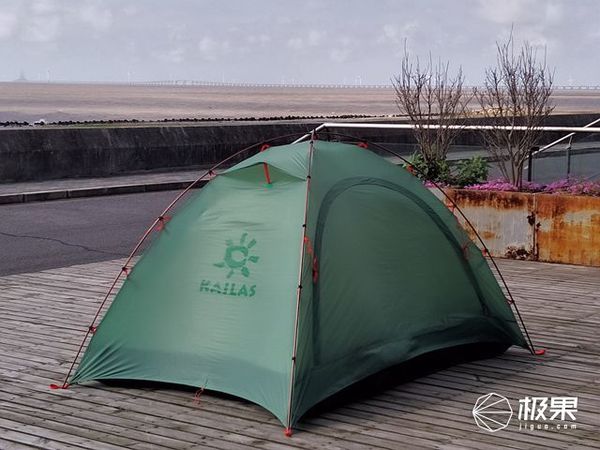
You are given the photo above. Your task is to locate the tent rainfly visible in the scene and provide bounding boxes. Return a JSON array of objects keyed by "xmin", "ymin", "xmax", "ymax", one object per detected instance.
[{"xmin": 61, "ymin": 138, "xmax": 534, "ymax": 435}]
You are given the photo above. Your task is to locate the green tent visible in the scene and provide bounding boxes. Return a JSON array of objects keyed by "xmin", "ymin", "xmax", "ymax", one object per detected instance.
[{"xmin": 70, "ymin": 139, "xmax": 528, "ymax": 432}]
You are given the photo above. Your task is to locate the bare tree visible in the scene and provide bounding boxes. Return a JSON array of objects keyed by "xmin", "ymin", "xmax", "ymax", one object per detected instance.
[
  {"xmin": 475, "ymin": 33, "xmax": 554, "ymax": 187},
  {"xmin": 393, "ymin": 47, "xmax": 470, "ymax": 180}
]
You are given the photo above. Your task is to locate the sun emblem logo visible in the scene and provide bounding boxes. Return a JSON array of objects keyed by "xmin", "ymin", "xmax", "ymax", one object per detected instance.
[{"xmin": 214, "ymin": 233, "xmax": 259, "ymax": 279}]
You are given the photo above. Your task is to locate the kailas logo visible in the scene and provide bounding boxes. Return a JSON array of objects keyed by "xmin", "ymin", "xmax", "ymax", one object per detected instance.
[
  {"xmin": 200, "ymin": 233, "xmax": 259, "ymax": 298},
  {"xmin": 472, "ymin": 393, "xmax": 513, "ymax": 432},
  {"xmin": 214, "ymin": 233, "xmax": 259, "ymax": 278}
]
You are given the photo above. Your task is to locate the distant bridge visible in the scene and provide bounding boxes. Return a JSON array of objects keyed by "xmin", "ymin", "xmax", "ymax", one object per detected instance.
[
  {"xmin": 133, "ymin": 80, "xmax": 393, "ymax": 89},
  {"xmin": 11, "ymin": 79, "xmax": 600, "ymax": 90},
  {"xmin": 128, "ymin": 80, "xmax": 600, "ymax": 90}
]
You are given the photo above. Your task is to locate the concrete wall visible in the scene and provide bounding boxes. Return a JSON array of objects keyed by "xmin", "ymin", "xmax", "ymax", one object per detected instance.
[
  {"xmin": 0, "ymin": 122, "xmax": 316, "ymax": 182},
  {"xmin": 1, "ymin": 113, "xmax": 598, "ymax": 183}
]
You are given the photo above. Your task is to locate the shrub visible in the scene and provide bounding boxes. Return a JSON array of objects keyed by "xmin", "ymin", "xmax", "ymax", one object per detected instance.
[
  {"xmin": 405, "ymin": 152, "xmax": 451, "ymax": 184},
  {"xmin": 407, "ymin": 154, "xmax": 488, "ymax": 188},
  {"xmin": 454, "ymin": 156, "xmax": 488, "ymax": 187}
]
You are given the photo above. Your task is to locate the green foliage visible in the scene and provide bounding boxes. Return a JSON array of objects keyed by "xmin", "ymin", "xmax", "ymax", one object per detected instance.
[
  {"xmin": 405, "ymin": 152, "xmax": 451, "ymax": 184},
  {"xmin": 405, "ymin": 153, "xmax": 488, "ymax": 187},
  {"xmin": 454, "ymin": 156, "xmax": 488, "ymax": 187}
]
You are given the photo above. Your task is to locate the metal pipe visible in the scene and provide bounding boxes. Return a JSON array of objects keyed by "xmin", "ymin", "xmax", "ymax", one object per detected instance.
[
  {"xmin": 527, "ymin": 147, "xmax": 534, "ymax": 182},
  {"xmin": 292, "ymin": 123, "xmax": 327, "ymax": 143},
  {"xmin": 566, "ymin": 135, "xmax": 573, "ymax": 178},
  {"xmin": 316, "ymin": 122, "xmax": 600, "ymax": 133},
  {"xmin": 533, "ymin": 116, "xmax": 600, "ymax": 156},
  {"xmin": 314, "ymin": 122, "xmax": 600, "ymax": 176}
]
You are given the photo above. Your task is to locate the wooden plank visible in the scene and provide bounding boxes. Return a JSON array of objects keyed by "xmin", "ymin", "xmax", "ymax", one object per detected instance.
[{"xmin": 0, "ymin": 257, "xmax": 598, "ymax": 449}]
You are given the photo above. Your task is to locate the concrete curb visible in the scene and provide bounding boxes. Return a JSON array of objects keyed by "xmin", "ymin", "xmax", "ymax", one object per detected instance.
[{"xmin": 0, "ymin": 179, "xmax": 209, "ymax": 205}]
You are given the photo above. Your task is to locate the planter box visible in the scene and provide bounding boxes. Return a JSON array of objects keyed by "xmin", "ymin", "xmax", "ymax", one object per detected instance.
[{"xmin": 435, "ymin": 189, "xmax": 600, "ymax": 267}]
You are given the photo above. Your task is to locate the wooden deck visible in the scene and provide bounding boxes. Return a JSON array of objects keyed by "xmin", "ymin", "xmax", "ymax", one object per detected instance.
[{"xmin": 0, "ymin": 258, "xmax": 598, "ymax": 449}]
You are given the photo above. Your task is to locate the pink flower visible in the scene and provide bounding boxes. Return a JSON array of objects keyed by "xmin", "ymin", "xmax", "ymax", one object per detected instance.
[
  {"xmin": 465, "ymin": 179, "xmax": 518, "ymax": 192},
  {"xmin": 463, "ymin": 178, "xmax": 600, "ymax": 196}
]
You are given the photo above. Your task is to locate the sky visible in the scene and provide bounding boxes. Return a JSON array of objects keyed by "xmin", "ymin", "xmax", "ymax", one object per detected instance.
[{"xmin": 0, "ymin": 0, "xmax": 599, "ymax": 86}]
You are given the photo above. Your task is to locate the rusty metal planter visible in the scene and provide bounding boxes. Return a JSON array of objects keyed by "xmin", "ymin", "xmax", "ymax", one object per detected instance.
[{"xmin": 438, "ymin": 189, "xmax": 600, "ymax": 267}]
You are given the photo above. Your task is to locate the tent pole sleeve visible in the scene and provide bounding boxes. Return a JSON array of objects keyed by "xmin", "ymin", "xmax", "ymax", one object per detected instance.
[{"xmin": 285, "ymin": 133, "xmax": 316, "ymax": 430}]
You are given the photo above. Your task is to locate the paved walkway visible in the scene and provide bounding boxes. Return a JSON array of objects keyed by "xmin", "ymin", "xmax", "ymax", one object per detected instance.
[
  {"xmin": 0, "ymin": 258, "xmax": 598, "ymax": 449},
  {"xmin": 0, "ymin": 156, "xmax": 402, "ymax": 205},
  {"xmin": 0, "ymin": 169, "xmax": 212, "ymax": 204}
]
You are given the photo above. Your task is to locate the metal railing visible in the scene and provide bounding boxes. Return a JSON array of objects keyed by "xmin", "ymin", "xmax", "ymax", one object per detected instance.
[
  {"xmin": 528, "ymin": 117, "xmax": 600, "ymax": 181},
  {"xmin": 294, "ymin": 121, "xmax": 600, "ymax": 182}
]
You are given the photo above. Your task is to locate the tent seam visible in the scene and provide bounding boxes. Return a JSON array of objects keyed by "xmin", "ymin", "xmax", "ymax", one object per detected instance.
[{"xmin": 284, "ymin": 137, "xmax": 316, "ymax": 431}]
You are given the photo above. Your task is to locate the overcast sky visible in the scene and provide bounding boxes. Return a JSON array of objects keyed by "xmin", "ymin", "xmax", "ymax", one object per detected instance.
[{"xmin": 1, "ymin": 0, "xmax": 598, "ymax": 85}]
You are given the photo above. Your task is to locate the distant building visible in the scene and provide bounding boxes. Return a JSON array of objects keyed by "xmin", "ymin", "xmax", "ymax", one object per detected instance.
[{"xmin": 15, "ymin": 70, "xmax": 28, "ymax": 82}]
